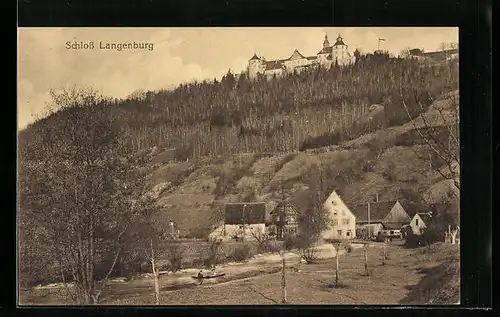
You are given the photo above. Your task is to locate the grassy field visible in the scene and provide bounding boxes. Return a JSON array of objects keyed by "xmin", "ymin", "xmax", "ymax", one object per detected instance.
[{"xmin": 19, "ymin": 242, "xmax": 459, "ymax": 306}]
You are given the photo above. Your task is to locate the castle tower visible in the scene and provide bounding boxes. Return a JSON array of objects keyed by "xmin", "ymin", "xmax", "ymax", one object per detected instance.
[
  {"xmin": 331, "ymin": 34, "xmax": 353, "ymax": 65},
  {"xmin": 323, "ymin": 34, "xmax": 330, "ymax": 49},
  {"xmin": 248, "ymin": 53, "xmax": 265, "ymax": 80}
]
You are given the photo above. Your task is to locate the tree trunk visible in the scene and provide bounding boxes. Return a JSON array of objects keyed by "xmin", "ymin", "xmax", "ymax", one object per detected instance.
[
  {"xmin": 281, "ymin": 254, "xmax": 287, "ymax": 304},
  {"xmin": 335, "ymin": 247, "xmax": 339, "ymax": 285},
  {"xmin": 364, "ymin": 244, "xmax": 369, "ymax": 274},
  {"xmin": 383, "ymin": 238, "xmax": 388, "ymax": 265},
  {"xmin": 451, "ymin": 229, "xmax": 457, "ymax": 245},
  {"xmin": 150, "ymin": 239, "xmax": 160, "ymax": 305}
]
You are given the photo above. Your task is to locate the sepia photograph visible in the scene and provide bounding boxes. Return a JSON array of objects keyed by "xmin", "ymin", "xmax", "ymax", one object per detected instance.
[{"xmin": 17, "ymin": 27, "xmax": 460, "ymax": 306}]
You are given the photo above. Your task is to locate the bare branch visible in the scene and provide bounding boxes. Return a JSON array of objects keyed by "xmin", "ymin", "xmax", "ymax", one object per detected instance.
[
  {"xmin": 400, "ymin": 86, "xmax": 454, "ymax": 166},
  {"xmin": 92, "ymin": 224, "xmax": 129, "ymax": 303}
]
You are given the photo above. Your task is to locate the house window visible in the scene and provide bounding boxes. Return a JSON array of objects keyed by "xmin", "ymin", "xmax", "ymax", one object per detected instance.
[
  {"xmin": 342, "ymin": 219, "xmax": 350, "ymax": 225},
  {"xmin": 346, "ymin": 230, "xmax": 351, "ymax": 237},
  {"xmin": 337, "ymin": 230, "xmax": 342, "ymax": 236},
  {"xmin": 415, "ymin": 219, "xmax": 419, "ymax": 226}
]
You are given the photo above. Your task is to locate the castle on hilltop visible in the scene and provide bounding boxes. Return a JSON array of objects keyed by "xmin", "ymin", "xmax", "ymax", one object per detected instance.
[{"xmin": 247, "ymin": 34, "xmax": 356, "ymax": 80}]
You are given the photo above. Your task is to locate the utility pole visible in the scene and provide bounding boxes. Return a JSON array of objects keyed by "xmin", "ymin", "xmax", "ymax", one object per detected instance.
[
  {"xmin": 242, "ymin": 204, "xmax": 247, "ymax": 242},
  {"xmin": 223, "ymin": 206, "xmax": 226, "ymax": 237},
  {"xmin": 280, "ymin": 251, "xmax": 287, "ymax": 304},
  {"xmin": 367, "ymin": 201, "xmax": 371, "ymax": 240}
]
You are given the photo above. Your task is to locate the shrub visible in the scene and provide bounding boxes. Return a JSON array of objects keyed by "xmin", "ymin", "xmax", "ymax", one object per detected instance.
[
  {"xmin": 187, "ymin": 227, "xmax": 211, "ymax": 239},
  {"xmin": 261, "ymin": 240, "xmax": 283, "ymax": 253},
  {"xmin": 404, "ymin": 232, "xmax": 423, "ymax": 248},
  {"xmin": 299, "ymin": 131, "xmax": 342, "ymax": 151},
  {"xmin": 165, "ymin": 243, "xmax": 186, "ymax": 272},
  {"xmin": 229, "ymin": 244, "xmax": 253, "ymax": 262},
  {"xmin": 274, "ymin": 153, "xmax": 297, "ymax": 173},
  {"xmin": 205, "ymin": 241, "xmax": 223, "ymax": 268},
  {"xmin": 345, "ymin": 243, "xmax": 353, "ymax": 253},
  {"xmin": 284, "ymin": 235, "xmax": 300, "ymax": 250},
  {"xmin": 421, "ymin": 225, "xmax": 443, "ymax": 245},
  {"xmin": 300, "ymin": 247, "xmax": 319, "ymax": 263}
]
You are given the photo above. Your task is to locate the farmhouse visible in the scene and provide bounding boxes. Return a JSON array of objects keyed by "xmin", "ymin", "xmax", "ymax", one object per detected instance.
[
  {"xmin": 322, "ymin": 190, "xmax": 356, "ymax": 240},
  {"xmin": 269, "ymin": 201, "xmax": 300, "ymax": 239},
  {"xmin": 208, "ymin": 202, "xmax": 266, "ymax": 242},
  {"xmin": 352, "ymin": 200, "xmax": 412, "ymax": 239},
  {"xmin": 409, "ymin": 212, "xmax": 434, "ymax": 235}
]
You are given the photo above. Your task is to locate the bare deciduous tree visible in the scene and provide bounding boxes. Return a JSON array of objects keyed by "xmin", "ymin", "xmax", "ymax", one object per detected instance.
[
  {"xmin": 400, "ymin": 89, "xmax": 460, "ymax": 191},
  {"xmin": 19, "ymin": 87, "xmax": 156, "ymax": 305}
]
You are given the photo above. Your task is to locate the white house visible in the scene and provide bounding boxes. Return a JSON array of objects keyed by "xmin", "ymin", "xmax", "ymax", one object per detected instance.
[
  {"xmin": 409, "ymin": 212, "xmax": 434, "ymax": 235},
  {"xmin": 321, "ymin": 190, "xmax": 356, "ymax": 240}
]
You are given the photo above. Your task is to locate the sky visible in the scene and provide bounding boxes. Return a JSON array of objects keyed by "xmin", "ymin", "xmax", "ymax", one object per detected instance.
[{"xmin": 17, "ymin": 27, "xmax": 458, "ymax": 130}]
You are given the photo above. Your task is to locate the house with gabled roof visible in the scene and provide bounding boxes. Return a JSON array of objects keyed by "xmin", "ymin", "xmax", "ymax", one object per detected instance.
[
  {"xmin": 409, "ymin": 212, "xmax": 435, "ymax": 235},
  {"xmin": 351, "ymin": 200, "xmax": 412, "ymax": 239},
  {"xmin": 208, "ymin": 202, "xmax": 266, "ymax": 242},
  {"xmin": 269, "ymin": 201, "xmax": 300, "ymax": 239},
  {"xmin": 322, "ymin": 190, "xmax": 356, "ymax": 240}
]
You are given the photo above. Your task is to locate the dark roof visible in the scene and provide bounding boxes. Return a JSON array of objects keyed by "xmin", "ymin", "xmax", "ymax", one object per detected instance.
[
  {"xmin": 249, "ymin": 54, "xmax": 261, "ymax": 61},
  {"xmin": 417, "ymin": 212, "xmax": 434, "ymax": 224},
  {"xmin": 399, "ymin": 201, "xmax": 428, "ymax": 218},
  {"xmin": 409, "ymin": 48, "xmax": 423, "ymax": 55},
  {"xmin": 270, "ymin": 201, "xmax": 300, "ymax": 215},
  {"xmin": 224, "ymin": 202, "xmax": 266, "ymax": 225},
  {"xmin": 287, "ymin": 50, "xmax": 305, "ymax": 60},
  {"xmin": 383, "ymin": 222, "xmax": 405, "ymax": 230},
  {"xmin": 333, "ymin": 35, "xmax": 346, "ymax": 46},
  {"xmin": 306, "ymin": 56, "xmax": 318, "ymax": 60},
  {"xmin": 351, "ymin": 201, "xmax": 398, "ymax": 222},
  {"xmin": 323, "ymin": 34, "xmax": 330, "ymax": 47},
  {"xmin": 422, "ymin": 49, "xmax": 459, "ymax": 60},
  {"xmin": 265, "ymin": 60, "xmax": 285, "ymax": 70},
  {"xmin": 318, "ymin": 46, "xmax": 333, "ymax": 55}
]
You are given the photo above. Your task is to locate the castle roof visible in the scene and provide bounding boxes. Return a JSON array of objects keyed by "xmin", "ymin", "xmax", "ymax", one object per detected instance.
[
  {"xmin": 249, "ymin": 53, "xmax": 261, "ymax": 61},
  {"xmin": 287, "ymin": 49, "xmax": 306, "ymax": 60},
  {"xmin": 318, "ymin": 46, "xmax": 333, "ymax": 55},
  {"xmin": 265, "ymin": 59, "xmax": 285, "ymax": 70},
  {"xmin": 333, "ymin": 34, "xmax": 346, "ymax": 46},
  {"xmin": 323, "ymin": 34, "xmax": 331, "ymax": 48}
]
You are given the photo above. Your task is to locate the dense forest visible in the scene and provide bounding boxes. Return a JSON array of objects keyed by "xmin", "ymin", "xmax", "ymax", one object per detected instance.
[{"xmin": 19, "ymin": 51, "xmax": 458, "ymax": 160}]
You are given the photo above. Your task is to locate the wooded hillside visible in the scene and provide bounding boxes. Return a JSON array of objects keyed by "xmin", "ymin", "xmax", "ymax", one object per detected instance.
[{"xmin": 19, "ymin": 51, "xmax": 458, "ymax": 160}]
